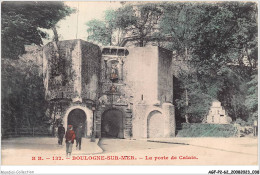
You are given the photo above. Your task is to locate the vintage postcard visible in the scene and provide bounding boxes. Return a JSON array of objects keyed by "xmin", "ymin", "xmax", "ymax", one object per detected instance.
[{"xmin": 1, "ymin": 1, "xmax": 259, "ymax": 174}]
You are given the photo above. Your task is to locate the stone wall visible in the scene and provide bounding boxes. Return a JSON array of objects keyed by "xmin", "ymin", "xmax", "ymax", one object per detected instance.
[
  {"xmin": 162, "ymin": 103, "xmax": 176, "ymax": 137},
  {"xmin": 97, "ymin": 47, "xmax": 133, "ymax": 139},
  {"xmin": 125, "ymin": 46, "xmax": 159, "ymax": 104},
  {"xmin": 132, "ymin": 103, "xmax": 175, "ymax": 138},
  {"xmin": 124, "ymin": 46, "xmax": 176, "ymax": 139},
  {"xmin": 42, "ymin": 39, "xmax": 101, "ymax": 102},
  {"xmin": 81, "ymin": 41, "xmax": 102, "ymax": 101},
  {"xmin": 43, "ymin": 40, "xmax": 79, "ymax": 100}
]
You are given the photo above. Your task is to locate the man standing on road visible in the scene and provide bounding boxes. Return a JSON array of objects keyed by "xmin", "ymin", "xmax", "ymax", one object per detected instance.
[
  {"xmin": 65, "ymin": 125, "xmax": 75, "ymax": 158},
  {"xmin": 75, "ymin": 124, "xmax": 83, "ymax": 150},
  {"xmin": 57, "ymin": 123, "xmax": 65, "ymax": 145}
]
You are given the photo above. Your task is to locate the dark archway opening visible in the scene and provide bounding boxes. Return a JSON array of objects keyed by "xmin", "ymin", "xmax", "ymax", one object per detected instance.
[
  {"xmin": 68, "ymin": 109, "xmax": 86, "ymax": 135},
  {"xmin": 101, "ymin": 109, "xmax": 124, "ymax": 138}
]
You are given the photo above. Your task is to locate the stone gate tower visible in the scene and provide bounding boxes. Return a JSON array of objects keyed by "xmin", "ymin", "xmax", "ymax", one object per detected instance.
[
  {"xmin": 43, "ymin": 39, "xmax": 176, "ymax": 139},
  {"xmin": 43, "ymin": 39, "xmax": 101, "ymax": 137},
  {"xmin": 96, "ymin": 46, "xmax": 176, "ymax": 139}
]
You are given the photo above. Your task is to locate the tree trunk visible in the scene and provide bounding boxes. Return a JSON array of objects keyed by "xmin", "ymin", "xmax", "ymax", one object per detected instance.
[
  {"xmin": 232, "ymin": 95, "xmax": 237, "ymax": 120},
  {"xmin": 139, "ymin": 39, "xmax": 144, "ymax": 47},
  {"xmin": 52, "ymin": 26, "xmax": 59, "ymax": 43},
  {"xmin": 13, "ymin": 115, "xmax": 18, "ymax": 135},
  {"xmin": 185, "ymin": 89, "xmax": 189, "ymax": 123},
  {"xmin": 117, "ymin": 28, "xmax": 121, "ymax": 46},
  {"xmin": 185, "ymin": 114, "xmax": 189, "ymax": 123},
  {"xmin": 244, "ymin": 46, "xmax": 254, "ymax": 76},
  {"xmin": 185, "ymin": 47, "xmax": 188, "ymax": 60}
]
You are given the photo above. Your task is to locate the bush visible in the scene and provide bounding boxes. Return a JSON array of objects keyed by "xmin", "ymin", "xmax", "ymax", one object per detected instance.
[{"xmin": 177, "ymin": 123, "xmax": 237, "ymax": 137}]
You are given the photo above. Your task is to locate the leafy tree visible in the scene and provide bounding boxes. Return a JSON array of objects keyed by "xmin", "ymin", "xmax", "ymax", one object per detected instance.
[
  {"xmin": 194, "ymin": 2, "xmax": 257, "ymax": 122},
  {"xmin": 86, "ymin": 19, "xmax": 113, "ymax": 46},
  {"xmin": 161, "ymin": 2, "xmax": 257, "ymax": 122},
  {"xmin": 86, "ymin": 9, "xmax": 120, "ymax": 46},
  {"xmin": 1, "ymin": 1, "xmax": 75, "ymax": 59},
  {"xmin": 159, "ymin": 2, "xmax": 203, "ymax": 59},
  {"xmin": 174, "ymin": 66, "xmax": 214, "ymax": 123},
  {"xmin": 115, "ymin": 4, "xmax": 163, "ymax": 47},
  {"xmin": 2, "ymin": 56, "xmax": 47, "ymax": 136},
  {"xmin": 86, "ymin": 3, "xmax": 163, "ymax": 46},
  {"xmin": 245, "ymin": 73, "xmax": 258, "ymax": 124},
  {"xmin": 160, "ymin": 2, "xmax": 257, "ymax": 66},
  {"xmin": 216, "ymin": 66, "xmax": 249, "ymax": 121}
]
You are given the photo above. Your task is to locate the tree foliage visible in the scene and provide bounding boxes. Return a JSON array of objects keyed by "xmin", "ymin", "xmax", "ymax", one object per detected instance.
[
  {"xmin": 159, "ymin": 2, "xmax": 258, "ymax": 123},
  {"xmin": 86, "ymin": 3, "xmax": 162, "ymax": 46},
  {"xmin": 86, "ymin": 19, "xmax": 113, "ymax": 46},
  {"xmin": 2, "ymin": 56, "xmax": 47, "ymax": 135},
  {"xmin": 1, "ymin": 1, "xmax": 74, "ymax": 59},
  {"xmin": 1, "ymin": 2, "xmax": 74, "ymax": 136},
  {"xmin": 245, "ymin": 73, "xmax": 258, "ymax": 124}
]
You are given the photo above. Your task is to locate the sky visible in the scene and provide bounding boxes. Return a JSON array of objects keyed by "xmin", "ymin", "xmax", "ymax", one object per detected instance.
[{"xmin": 42, "ymin": 1, "xmax": 122, "ymax": 44}]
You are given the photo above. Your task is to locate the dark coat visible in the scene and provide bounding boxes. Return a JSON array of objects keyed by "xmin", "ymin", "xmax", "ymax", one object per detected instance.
[
  {"xmin": 58, "ymin": 126, "xmax": 65, "ymax": 136},
  {"xmin": 65, "ymin": 130, "xmax": 76, "ymax": 144},
  {"xmin": 75, "ymin": 127, "xmax": 83, "ymax": 139}
]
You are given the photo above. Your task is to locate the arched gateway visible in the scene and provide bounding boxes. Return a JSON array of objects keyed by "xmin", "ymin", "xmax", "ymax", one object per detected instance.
[
  {"xmin": 63, "ymin": 105, "xmax": 93, "ymax": 137},
  {"xmin": 101, "ymin": 109, "xmax": 124, "ymax": 138},
  {"xmin": 67, "ymin": 109, "xmax": 86, "ymax": 134}
]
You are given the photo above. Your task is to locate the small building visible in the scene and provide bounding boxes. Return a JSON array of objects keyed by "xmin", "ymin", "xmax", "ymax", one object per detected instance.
[{"xmin": 206, "ymin": 100, "xmax": 232, "ymax": 124}]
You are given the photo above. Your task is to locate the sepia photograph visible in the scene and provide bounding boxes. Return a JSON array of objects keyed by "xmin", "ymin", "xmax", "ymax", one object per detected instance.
[{"xmin": 1, "ymin": 0, "xmax": 258, "ymax": 174}]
